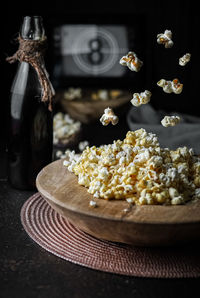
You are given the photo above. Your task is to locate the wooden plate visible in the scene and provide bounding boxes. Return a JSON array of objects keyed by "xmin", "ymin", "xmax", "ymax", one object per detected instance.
[{"xmin": 36, "ymin": 159, "xmax": 200, "ymax": 247}]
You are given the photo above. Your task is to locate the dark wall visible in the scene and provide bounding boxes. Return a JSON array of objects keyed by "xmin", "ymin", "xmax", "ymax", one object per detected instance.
[{"xmin": 1, "ymin": 1, "xmax": 199, "ymax": 143}]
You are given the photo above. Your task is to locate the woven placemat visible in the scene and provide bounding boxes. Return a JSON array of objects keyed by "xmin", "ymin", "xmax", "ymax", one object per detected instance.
[{"xmin": 20, "ymin": 193, "xmax": 200, "ymax": 278}]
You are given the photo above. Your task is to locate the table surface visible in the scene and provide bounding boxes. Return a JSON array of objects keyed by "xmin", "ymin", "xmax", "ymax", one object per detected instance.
[{"xmin": 1, "ymin": 118, "xmax": 200, "ymax": 298}]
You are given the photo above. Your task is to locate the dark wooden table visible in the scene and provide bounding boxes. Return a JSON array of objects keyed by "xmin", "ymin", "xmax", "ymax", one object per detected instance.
[{"xmin": 1, "ymin": 119, "xmax": 200, "ymax": 298}]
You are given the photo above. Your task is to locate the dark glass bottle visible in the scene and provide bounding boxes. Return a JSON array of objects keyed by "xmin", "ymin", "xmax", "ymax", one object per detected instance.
[{"xmin": 8, "ymin": 16, "xmax": 53, "ymax": 190}]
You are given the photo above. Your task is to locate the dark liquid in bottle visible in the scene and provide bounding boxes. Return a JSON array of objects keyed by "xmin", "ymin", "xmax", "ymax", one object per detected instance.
[{"xmin": 8, "ymin": 64, "xmax": 53, "ymax": 190}]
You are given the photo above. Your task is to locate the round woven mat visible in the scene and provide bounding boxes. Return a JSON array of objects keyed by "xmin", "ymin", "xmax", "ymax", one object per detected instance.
[{"xmin": 21, "ymin": 193, "xmax": 200, "ymax": 278}]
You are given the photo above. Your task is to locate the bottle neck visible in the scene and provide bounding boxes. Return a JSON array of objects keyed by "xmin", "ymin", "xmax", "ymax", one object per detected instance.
[{"xmin": 20, "ymin": 16, "xmax": 45, "ymax": 40}]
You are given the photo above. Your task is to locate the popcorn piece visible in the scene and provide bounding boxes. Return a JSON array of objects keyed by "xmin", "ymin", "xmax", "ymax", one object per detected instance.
[
  {"xmin": 157, "ymin": 30, "xmax": 173, "ymax": 48},
  {"xmin": 100, "ymin": 107, "xmax": 119, "ymax": 126},
  {"xmin": 161, "ymin": 115, "xmax": 181, "ymax": 127},
  {"xmin": 110, "ymin": 90, "xmax": 122, "ymax": 99},
  {"xmin": 157, "ymin": 79, "xmax": 172, "ymax": 93},
  {"xmin": 179, "ymin": 53, "xmax": 191, "ymax": 66},
  {"xmin": 91, "ymin": 92, "xmax": 98, "ymax": 101},
  {"xmin": 131, "ymin": 90, "xmax": 152, "ymax": 107},
  {"xmin": 65, "ymin": 128, "xmax": 200, "ymax": 206},
  {"xmin": 78, "ymin": 141, "xmax": 89, "ymax": 152},
  {"xmin": 64, "ymin": 87, "xmax": 82, "ymax": 101},
  {"xmin": 171, "ymin": 79, "xmax": 183, "ymax": 94},
  {"xmin": 91, "ymin": 89, "xmax": 109, "ymax": 101},
  {"xmin": 89, "ymin": 200, "xmax": 97, "ymax": 208},
  {"xmin": 123, "ymin": 208, "xmax": 130, "ymax": 213},
  {"xmin": 98, "ymin": 90, "xmax": 109, "ymax": 101},
  {"xmin": 63, "ymin": 160, "xmax": 70, "ymax": 167},
  {"xmin": 193, "ymin": 188, "xmax": 200, "ymax": 199},
  {"xmin": 126, "ymin": 198, "xmax": 134, "ymax": 203},
  {"xmin": 55, "ymin": 150, "xmax": 63, "ymax": 158},
  {"xmin": 157, "ymin": 79, "xmax": 183, "ymax": 94},
  {"xmin": 119, "ymin": 51, "xmax": 143, "ymax": 72}
]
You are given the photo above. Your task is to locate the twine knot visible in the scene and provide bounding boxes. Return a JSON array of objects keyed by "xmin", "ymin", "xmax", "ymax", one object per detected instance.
[{"xmin": 6, "ymin": 36, "xmax": 54, "ymax": 111}]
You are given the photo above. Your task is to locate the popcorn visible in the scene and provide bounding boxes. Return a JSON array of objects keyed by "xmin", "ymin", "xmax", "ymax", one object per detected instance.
[
  {"xmin": 89, "ymin": 200, "xmax": 97, "ymax": 208},
  {"xmin": 119, "ymin": 51, "xmax": 143, "ymax": 72},
  {"xmin": 179, "ymin": 53, "xmax": 191, "ymax": 66},
  {"xmin": 161, "ymin": 115, "xmax": 181, "ymax": 127},
  {"xmin": 123, "ymin": 208, "xmax": 130, "ymax": 213},
  {"xmin": 64, "ymin": 128, "xmax": 200, "ymax": 205},
  {"xmin": 171, "ymin": 79, "xmax": 184, "ymax": 94},
  {"xmin": 98, "ymin": 90, "xmax": 109, "ymax": 101},
  {"xmin": 194, "ymin": 188, "xmax": 200, "ymax": 199},
  {"xmin": 63, "ymin": 149, "xmax": 81, "ymax": 172},
  {"xmin": 110, "ymin": 90, "xmax": 122, "ymax": 99},
  {"xmin": 157, "ymin": 79, "xmax": 183, "ymax": 94},
  {"xmin": 157, "ymin": 30, "xmax": 173, "ymax": 48},
  {"xmin": 126, "ymin": 198, "xmax": 134, "ymax": 203},
  {"xmin": 100, "ymin": 107, "xmax": 119, "ymax": 126},
  {"xmin": 53, "ymin": 112, "xmax": 81, "ymax": 145},
  {"xmin": 131, "ymin": 90, "xmax": 152, "ymax": 107},
  {"xmin": 64, "ymin": 87, "xmax": 82, "ymax": 101},
  {"xmin": 91, "ymin": 89, "xmax": 122, "ymax": 101},
  {"xmin": 78, "ymin": 141, "xmax": 89, "ymax": 152},
  {"xmin": 55, "ymin": 150, "xmax": 63, "ymax": 158}
]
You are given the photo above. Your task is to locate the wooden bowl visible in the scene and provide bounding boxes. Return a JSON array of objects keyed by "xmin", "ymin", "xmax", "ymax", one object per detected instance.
[
  {"xmin": 59, "ymin": 91, "xmax": 132, "ymax": 124},
  {"xmin": 36, "ymin": 159, "xmax": 200, "ymax": 247}
]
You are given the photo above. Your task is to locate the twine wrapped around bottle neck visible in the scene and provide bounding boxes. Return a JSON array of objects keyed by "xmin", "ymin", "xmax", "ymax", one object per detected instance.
[{"xmin": 6, "ymin": 36, "xmax": 54, "ymax": 111}]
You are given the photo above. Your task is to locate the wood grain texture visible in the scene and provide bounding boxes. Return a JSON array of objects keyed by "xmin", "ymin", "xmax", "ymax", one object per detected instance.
[{"xmin": 36, "ymin": 159, "xmax": 200, "ymax": 246}]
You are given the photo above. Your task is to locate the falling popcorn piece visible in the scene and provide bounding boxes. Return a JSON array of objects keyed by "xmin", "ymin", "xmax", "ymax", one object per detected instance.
[
  {"xmin": 179, "ymin": 53, "xmax": 191, "ymax": 66},
  {"xmin": 119, "ymin": 51, "xmax": 143, "ymax": 72},
  {"xmin": 131, "ymin": 90, "xmax": 152, "ymax": 107},
  {"xmin": 157, "ymin": 30, "xmax": 174, "ymax": 48},
  {"xmin": 157, "ymin": 79, "xmax": 183, "ymax": 94},
  {"xmin": 100, "ymin": 107, "xmax": 119, "ymax": 126},
  {"xmin": 157, "ymin": 79, "xmax": 172, "ymax": 93},
  {"xmin": 161, "ymin": 116, "xmax": 181, "ymax": 127},
  {"xmin": 171, "ymin": 79, "xmax": 183, "ymax": 94}
]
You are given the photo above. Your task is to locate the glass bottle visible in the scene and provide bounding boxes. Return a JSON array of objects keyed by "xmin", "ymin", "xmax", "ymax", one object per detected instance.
[{"xmin": 8, "ymin": 16, "xmax": 53, "ymax": 190}]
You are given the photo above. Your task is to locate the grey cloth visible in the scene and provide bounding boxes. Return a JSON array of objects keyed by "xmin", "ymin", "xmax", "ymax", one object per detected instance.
[{"xmin": 127, "ymin": 104, "xmax": 200, "ymax": 154}]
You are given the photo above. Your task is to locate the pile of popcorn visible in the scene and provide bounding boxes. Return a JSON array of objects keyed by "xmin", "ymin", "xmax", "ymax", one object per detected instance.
[
  {"xmin": 63, "ymin": 128, "xmax": 200, "ymax": 205},
  {"xmin": 53, "ymin": 112, "xmax": 81, "ymax": 145}
]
